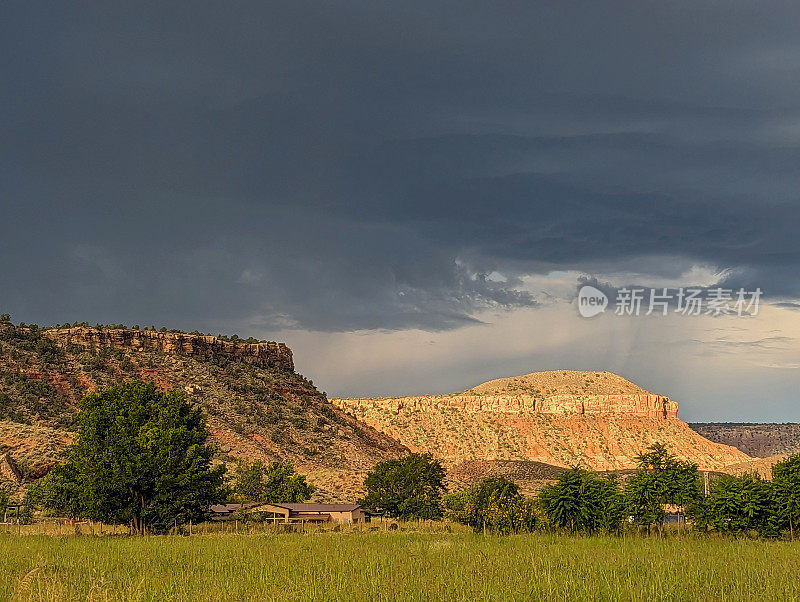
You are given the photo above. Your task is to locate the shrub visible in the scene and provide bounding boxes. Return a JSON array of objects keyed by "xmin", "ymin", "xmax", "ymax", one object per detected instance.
[{"xmin": 445, "ymin": 477, "xmax": 537, "ymax": 534}]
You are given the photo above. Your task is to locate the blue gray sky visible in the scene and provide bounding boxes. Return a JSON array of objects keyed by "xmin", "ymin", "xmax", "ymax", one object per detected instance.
[{"xmin": 2, "ymin": 3, "xmax": 799, "ymax": 419}]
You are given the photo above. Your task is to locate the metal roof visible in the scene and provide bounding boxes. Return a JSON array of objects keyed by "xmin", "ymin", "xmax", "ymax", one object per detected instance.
[{"xmin": 269, "ymin": 503, "xmax": 361, "ymax": 512}]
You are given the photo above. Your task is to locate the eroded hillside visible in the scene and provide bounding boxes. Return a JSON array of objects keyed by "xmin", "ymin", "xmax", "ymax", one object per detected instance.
[
  {"xmin": 332, "ymin": 370, "xmax": 750, "ymax": 471},
  {"xmin": 0, "ymin": 323, "xmax": 406, "ymax": 501}
]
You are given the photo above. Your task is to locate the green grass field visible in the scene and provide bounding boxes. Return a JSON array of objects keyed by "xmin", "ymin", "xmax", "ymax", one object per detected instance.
[{"xmin": 1, "ymin": 529, "xmax": 798, "ymax": 601}]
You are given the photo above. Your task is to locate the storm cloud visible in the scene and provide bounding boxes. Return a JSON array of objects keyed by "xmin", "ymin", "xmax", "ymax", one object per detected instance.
[{"xmin": 3, "ymin": 2, "xmax": 800, "ymax": 333}]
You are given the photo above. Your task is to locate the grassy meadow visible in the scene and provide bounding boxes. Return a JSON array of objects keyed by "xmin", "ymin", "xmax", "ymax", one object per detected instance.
[{"xmin": 1, "ymin": 527, "xmax": 799, "ymax": 601}]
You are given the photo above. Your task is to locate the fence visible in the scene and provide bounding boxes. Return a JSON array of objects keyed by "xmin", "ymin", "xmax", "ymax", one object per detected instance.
[{"xmin": 0, "ymin": 517, "xmax": 462, "ymax": 537}]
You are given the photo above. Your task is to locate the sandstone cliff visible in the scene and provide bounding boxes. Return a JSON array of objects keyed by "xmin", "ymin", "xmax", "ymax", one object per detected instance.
[
  {"xmin": 46, "ymin": 327, "xmax": 294, "ymax": 371},
  {"xmin": 340, "ymin": 392, "xmax": 677, "ymax": 419},
  {"xmin": 332, "ymin": 370, "xmax": 750, "ymax": 471}
]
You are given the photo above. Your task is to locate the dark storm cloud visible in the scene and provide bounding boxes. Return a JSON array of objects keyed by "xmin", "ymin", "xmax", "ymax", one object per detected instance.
[{"xmin": 2, "ymin": 2, "xmax": 800, "ymax": 332}]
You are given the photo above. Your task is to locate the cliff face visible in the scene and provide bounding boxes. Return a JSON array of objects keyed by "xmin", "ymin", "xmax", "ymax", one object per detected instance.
[
  {"xmin": 332, "ymin": 371, "xmax": 750, "ymax": 471},
  {"xmin": 45, "ymin": 328, "xmax": 294, "ymax": 371},
  {"xmin": 340, "ymin": 393, "xmax": 678, "ymax": 419}
]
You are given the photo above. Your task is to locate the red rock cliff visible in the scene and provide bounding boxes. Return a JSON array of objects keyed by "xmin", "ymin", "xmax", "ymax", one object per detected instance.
[
  {"xmin": 336, "ymin": 393, "xmax": 678, "ymax": 419},
  {"xmin": 330, "ymin": 371, "xmax": 750, "ymax": 471},
  {"xmin": 45, "ymin": 327, "xmax": 294, "ymax": 371}
]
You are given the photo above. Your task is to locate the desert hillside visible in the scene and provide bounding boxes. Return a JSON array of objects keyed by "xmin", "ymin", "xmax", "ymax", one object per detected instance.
[
  {"xmin": 469, "ymin": 370, "xmax": 651, "ymax": 396},
  {"xmin": 718, "ymin": 455, "xmax": 788, "ymax": 480},
  {"xmin": 690, "ymin": 423, "xmax": 800, "ymax": 458},
  {"xmin": 332, "ymin": 370, "xmax": 751, "ymax": 471},
  {"xmin": 0, "ymin": 323, "xmax": 406, "ymax": 501}
]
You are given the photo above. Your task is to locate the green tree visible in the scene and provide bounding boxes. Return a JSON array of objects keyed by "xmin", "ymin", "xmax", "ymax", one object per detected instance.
[
  {"xmin": 483, "ymin": 493, "xmax": 538, "ymax": 535},
  {"xmin": 233, "ymin": 460, "xmax": 315, "ymax": 503},
  {"xmin": 539, "ymin": 468, "xmax": 623, "ymax": 534},
  {"xmin": 773, "ymin": 454, "xmax": 800, "ymax": 540},
  {"xmin": 444, "ymin": 477, "xmax": 537, "ymax": 534},
  {"xmin": 36, "ymin": 381, "xmax": 227, "ymax": 534},
  {"xmin": 692, "ymin": 473, "xmax": 776, "ymax": 537},
  {"xmin": 360, "ymin": 453, "xmax": 446, "ymax": 520},
  {"xmin": 594, "ymin": 475, "xmax": 626, "ymax": 534},
  {"xmin": 465, "ymin": 477, "xmax": 520, "ymax": 530},
  {"xmin": 624, "ymin": 443, "xmax": 699, "ymax": 534},
  {"xmin": 18, "ymin": 490, "xmax": 36, "ymax": 524},
  {"xmin": 30, "ymin": 464, "xmax": 84, "ymax": 518}
]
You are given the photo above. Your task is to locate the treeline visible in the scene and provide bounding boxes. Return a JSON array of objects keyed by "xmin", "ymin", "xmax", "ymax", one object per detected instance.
[
  {"xmin": 0, "ymin": 313, "xmax": 265, "ymax": 344},
  {"xmin": 358, "ymin": 447, "xmax": 800, "ymax": 539}
]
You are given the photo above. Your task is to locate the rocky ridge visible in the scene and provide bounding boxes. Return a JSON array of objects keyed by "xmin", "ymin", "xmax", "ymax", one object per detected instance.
[
  {"xmin": 46, "ymin": 327, "xmax": 294, "ymax": 371},
  {"xmin": 341, "ymin": 392, "xmax": 678, "ymax": 419},
  {"xmin": 690, "ymin": 423, "xmax": 800, "ymax": 458},
  {"xmin": 332, "ymin": 371, "xmax": 750, "ymax": 471}
]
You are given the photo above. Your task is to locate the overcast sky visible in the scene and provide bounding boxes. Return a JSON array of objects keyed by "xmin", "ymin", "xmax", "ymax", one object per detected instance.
[{"xmin": 2, "ymin": 3, "xmax": 799, "ymax": 420}]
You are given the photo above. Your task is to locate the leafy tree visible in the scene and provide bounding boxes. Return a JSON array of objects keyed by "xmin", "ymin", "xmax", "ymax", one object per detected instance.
[
  {"xmin": 539, "ymin": 468, "xmax": 623, "ymax": 534},
  {"xmin": 444, "ymin": 477, "xmax": 537, "ymax": 534},
  {"xmin": 770, "ymin": 454, "xmax": 800, "ymax": 540},
  {"xmin": 18, "ymin": 490, "xmax": 36, "ymax": 524},
  {"xmin": 36, "ymin": 381, "xmax": 227, "ymax": 534},
  {"xmin": 483, "ymin": 494, "xmax": 538, "ymax": 534},
  {"xmin": 360, "ymin": 453, "xmax": 446, "ymax": 520},
  {"xmin": 624, "ymin": 470, "xmax": 665, "ymax": 530},
  {"xmin": 593, "ymin": 476, "xmax": 626, "ymax": 534},
  {"xmin": 29, "ymin": 464, "xmax": 83, "ymax": 518},
  {"xmin": 624, "ymin": 443, "xmax": 699, "ymax": 534},
  {"xmin": 233, "ymin": 460, "xmax": 315, "ymax": 503},
  {"xmin": 469, "ymin": 477, "xmax": 520, "ymax": 529},
  {"xmin": 692, "ymin": 473, "xmax": 776, "ymax": 537},
  {"xmin": 442, "ymin": 489, "xmax": 470, "ymax": 522}
]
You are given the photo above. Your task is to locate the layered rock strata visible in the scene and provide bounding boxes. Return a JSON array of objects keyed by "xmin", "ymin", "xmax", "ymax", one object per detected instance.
[
  {"xmin": 338, "ymin": 393, "xmax": 678, "ymax": 419},
  {"xmin": 45, "ymin": 327, "xmax": 294, "ymax": 371}
]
